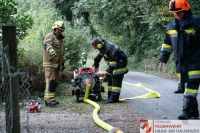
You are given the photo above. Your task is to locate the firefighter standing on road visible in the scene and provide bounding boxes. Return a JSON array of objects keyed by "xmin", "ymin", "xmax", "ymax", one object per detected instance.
[
  {"xmin": 43, "ymin": 21, "xmax": 65, "ymax": 106},
  {"xmin": 158, "ymin": 0, "xmax": 200, "ymax": 119},
  {"xmin": 91, "ymin": 38, "xmax": 128, "ymax": 103}
]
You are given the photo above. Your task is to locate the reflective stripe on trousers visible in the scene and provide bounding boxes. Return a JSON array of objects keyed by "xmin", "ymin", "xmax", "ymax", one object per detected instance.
[
  {"xmin": 44, "ymin": 78, "xmax": 55, "ymax": 100},
  {"xmin": 109, "ymin": 74, "xmax": 124, "ymax": 93},
  {"xmin": 184, "ymin": 82, "xmax": 199, "ymax": 97},
  {"xmin": 44, "ymin": 67, "xmax": 59, "ymax": 100}
]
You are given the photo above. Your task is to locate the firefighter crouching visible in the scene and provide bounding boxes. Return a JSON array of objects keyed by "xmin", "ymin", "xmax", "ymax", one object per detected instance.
[
  {"xmin": 158, "ymin": 0, "xmax": 200, "ymax": 119},
  {"xmin": 43, "ymin": 21, "xmax": 65, "ymax": 106},
  {"xmin": 90, "ymin": 38, "xmax": 128, "ymax": 103}
]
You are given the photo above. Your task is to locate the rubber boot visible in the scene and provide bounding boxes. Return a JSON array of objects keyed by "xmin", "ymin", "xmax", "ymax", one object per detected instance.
[
  {"xmin": 45, "ymin": 99, "xmax": 59, "ymax": 106},
  {"xmin": 107, "ymin": 91, "xmax": 112, "ymax": 99},
  {"xmin": 190, "ymin": 97, "xmax": 199, "ymax": 118},
  {"xmin": 174, "ymin": 81, "xmax": 185, "ymax": 94},
  {"xmin": 107, "ymin": 92, "xmax": 120, "ymax": 103},
  {"xmin": 178, "ymin": 96, "xmax": 199, "ymax": 120}
]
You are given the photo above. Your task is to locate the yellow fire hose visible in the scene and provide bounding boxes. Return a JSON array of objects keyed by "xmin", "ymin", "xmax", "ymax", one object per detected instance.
[
  {"xmin": 119, "ymin": 82, "xmax": 161, "ymax": 101},
  {"xmin": 83, "ymin": 80, "xmax": 160, "ymax": 132},
  {"xmin": 83, "ymin": 82, "xmax": 123, "ymax": 133}
]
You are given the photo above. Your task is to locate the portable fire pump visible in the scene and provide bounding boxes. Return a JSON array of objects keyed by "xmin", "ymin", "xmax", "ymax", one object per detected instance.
[
  {"xmin": 72, "ymin": 67, "xmax": 106, "ymax": 103},
  {"xmin": 71, "ymin": 52, "xmax": 105, "ymax": 103}
]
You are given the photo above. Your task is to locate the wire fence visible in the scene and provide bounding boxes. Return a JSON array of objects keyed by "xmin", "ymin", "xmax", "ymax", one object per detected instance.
[
  {"xmin": 0, "ymin": 44, "xmax": 14, "ymax": 133},
  {"xmin": 0, "ymin": 25, "xmax": 33, "ymax": 133},
  {"xmin": 0, "ymin": 27, "xmax": 6, "ymax": 133}
]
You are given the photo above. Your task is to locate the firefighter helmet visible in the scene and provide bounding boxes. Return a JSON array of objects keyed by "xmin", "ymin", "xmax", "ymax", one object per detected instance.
[
  {"xmin": 169, "ymin": 0, "xmax": 190, "ymax": 12},
  {"xmin": 52, "ymin": 21, "xmax": 65, "ymax": 31}
]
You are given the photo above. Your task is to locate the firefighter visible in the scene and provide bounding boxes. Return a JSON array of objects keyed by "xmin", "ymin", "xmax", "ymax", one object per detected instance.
[
  {"xmin": 90, "ymin": 38, "xmax": 128, "ymax": 103},
  {"xmin": 158, "ymin": 0, "xmax": 200, "ymax": 119},
  {"xmin": 43, "ymin": 21, "xmax": 65, "ymax": 106}
]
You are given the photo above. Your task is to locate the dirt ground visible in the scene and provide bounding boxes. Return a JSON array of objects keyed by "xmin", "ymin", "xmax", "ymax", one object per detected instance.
[
  {"xmin": 0, "ymin": 82, "xmax": 144, "ymax": 133},
  {"xmin": 0, "ymin": 98, "xmax": 143, "ymax": 133}
]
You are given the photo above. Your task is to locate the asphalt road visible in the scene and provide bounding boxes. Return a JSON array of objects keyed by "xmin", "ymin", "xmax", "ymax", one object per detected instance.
[{"xmin": 120, "ymin": 71, "xmax": 200, "ymax": 120}]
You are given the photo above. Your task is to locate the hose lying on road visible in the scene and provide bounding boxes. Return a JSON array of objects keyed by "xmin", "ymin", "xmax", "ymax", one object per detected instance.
[
  {"xmin": 120, "ymin": 82, "xmax": 161, "ymax": 101},
  {"xmin": 83, "ymin": 82, "xmax": 123, "ymax": 133},
  {"xmin": 83, "ymin": 81, "xmax": 160, "ymax": 132}
]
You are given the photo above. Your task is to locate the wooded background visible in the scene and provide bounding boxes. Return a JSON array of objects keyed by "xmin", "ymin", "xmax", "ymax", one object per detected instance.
[{"xmin": 1, "ymin": 0, "xmax": 200, "ymax": 73}]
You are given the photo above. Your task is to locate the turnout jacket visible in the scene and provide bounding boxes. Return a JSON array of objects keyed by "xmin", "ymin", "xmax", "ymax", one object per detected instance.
[
  {"xmin": 159, "ymin": 13, "xmax": 200, "ymax": 81},
  {"xmin": 43, "ymin": 32, "xmax": 64, "ymax": 68},
  {"xmin": 93, "ymin": 40, "xmax": 128, "ymax": 75}
]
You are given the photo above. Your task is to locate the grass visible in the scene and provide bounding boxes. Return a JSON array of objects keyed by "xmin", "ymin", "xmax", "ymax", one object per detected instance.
[
  {"xmin": 26, "ymin": 83, "xmax": 96, "ymax": 114},
  {"xmin": 128, "ymin": 55, "xmax": 178, "ymax": 80},
  {"xmin": 42, "ymin": 82, "xmax": 109, "ymax": 114},
  {"xmin": 43, "ymin": 94, "xmax": 93, "ymax": 113},
  {"xmin": 0, "ymin": 83, "xmax": 93, "ymax": 113}
]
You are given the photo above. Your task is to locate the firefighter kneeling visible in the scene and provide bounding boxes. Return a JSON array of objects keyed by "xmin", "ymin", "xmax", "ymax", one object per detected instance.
[{"xmin": 90, "ymin": 38, "xmax": 128, "ymax": 103}]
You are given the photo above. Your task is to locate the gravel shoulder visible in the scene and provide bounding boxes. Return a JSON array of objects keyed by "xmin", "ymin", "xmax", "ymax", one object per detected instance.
[{"xmin": 0, "ymin": 95, "xmax": 142, "ymax": 133}]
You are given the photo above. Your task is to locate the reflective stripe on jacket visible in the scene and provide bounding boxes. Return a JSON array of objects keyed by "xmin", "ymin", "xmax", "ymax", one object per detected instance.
[
  {"xmin": 43, "ymin": 32, "xmax": 64, "ymax": 68},
  {"xmin": 159, "ymin": 13, "xmax": 200, "ymax": 81}
]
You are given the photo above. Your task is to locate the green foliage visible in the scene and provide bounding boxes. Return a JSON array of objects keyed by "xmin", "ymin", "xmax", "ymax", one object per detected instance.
[
  {"xmin": 16, "ymin": 0, "xmax": 61, "ymax": 67},
  {"xmin": 72, "ymin": 0, "xmax": 165, "ymax": 61},
  {"xmin": 190, "ymin": 0, "xmax": 200, "ymax": 15},
  {"xmin": 14, "ymin": 0, "xmax": 200, "ymax": 74},
  {"xmin": 64, "ymin": 23, "xmax": 91, "ymax": 70},
  {"xmin": 73, "ymin": 0, "xmax": 147, "ymax": 62},
  {"xmin": 71, "ymin": 0, "xmax": 200, "ymax": 72},
  {"xmin": 54, "ymin": 0, "xmax": 76, "ymax": 21},
  {"xmin": 0, "ymin": 0, "xmax": 17, "ymax": 23},
  {"xmin": 15, "ymin": 0, "xmax": 90, "ymax": 70},
  {"xmin": 0, "ymin": 0, "xmax": 32, "ymax": 39}
]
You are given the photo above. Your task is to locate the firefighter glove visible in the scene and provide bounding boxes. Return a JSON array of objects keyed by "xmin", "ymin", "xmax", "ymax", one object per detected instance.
[{"xmin": 47, "ymin": 46, "xmax": 56, "ymax": 58}]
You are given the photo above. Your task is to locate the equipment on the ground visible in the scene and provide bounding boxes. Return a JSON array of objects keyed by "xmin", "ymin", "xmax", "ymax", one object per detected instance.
[
  {"xmin": 72, "ymin": 67, "xmax": 105, "ymax": 103},
  {"xmin": 25, "ymin": 98, "xmax": 42, "ymax": 113}
]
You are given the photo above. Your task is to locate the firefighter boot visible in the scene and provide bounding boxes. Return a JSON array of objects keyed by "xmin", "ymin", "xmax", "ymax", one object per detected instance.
[
  {"xmin": 190, "ymin": 97, "xmax": 199, "ymax": 119},
  {"xmin": 107, "ymin": 92, "xmax": 120, "ymax": 103},
  {"xmin": 178, "ymin": 96, "xmax": 199, "ymax": 120},
  {"xmin": 174, "ymin": 81, "xmax": 185, "ymax": 94},
  {"xmin": 107, "ymin": 91, "xmax": 112, "ymax": 99},
  {"xmin": 45, "ymin": 99, "xmax": 59, "ymax": 106}
]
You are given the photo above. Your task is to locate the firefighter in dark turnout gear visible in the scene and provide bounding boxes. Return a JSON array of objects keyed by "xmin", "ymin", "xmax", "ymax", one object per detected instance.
[
  {"xmin": 158, "ymin": 0, "xmax": 200, "ymax": 119},
  {"xmin": 91, "ymin": 38, "xmax": 128, "ymax": 103},
  {"xmin": 43, "ymin": 21, "xmax": 65, "ymax": 106}
]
